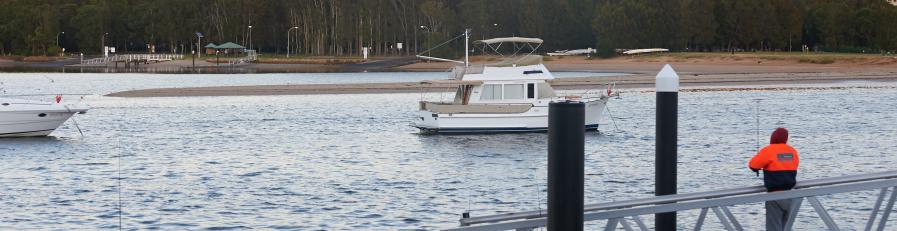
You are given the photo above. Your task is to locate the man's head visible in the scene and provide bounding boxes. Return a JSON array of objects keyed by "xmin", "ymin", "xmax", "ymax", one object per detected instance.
[{"xmin": 770, "ymin": 127, "xmax": 788, "ymax": 144}]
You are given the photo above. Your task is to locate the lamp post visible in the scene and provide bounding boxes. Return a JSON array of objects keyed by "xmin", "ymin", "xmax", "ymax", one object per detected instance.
[
  {"xmin": 196, "ymin": 32, "xmax": 204, "ymax": 58},
  {"xmin": 420, "ymin": 25, "xmax": 432, "ymax": 58},
  {"xmin": 56, "ymin": 32, "xmax": 64, "ymax": 49},
  {"xmin": 287, "ymin": 26, "xmax": 298, "ymax": 57},
  {"xmin": 56, "ymin": 32, "xmax": 65, "ymax": 56},
  {"xmin": 248, "ymin": 25, "xmax": 253, "ymax": 51},
  {"xmin": 101, "ymin": 32, "xmax": 108, "ymax": 57}
]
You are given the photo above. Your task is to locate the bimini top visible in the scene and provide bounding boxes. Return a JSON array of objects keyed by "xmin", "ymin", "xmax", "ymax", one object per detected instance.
[{"xmin": 476, "ymin": 37, "xmax": 543, "ymax": 44}]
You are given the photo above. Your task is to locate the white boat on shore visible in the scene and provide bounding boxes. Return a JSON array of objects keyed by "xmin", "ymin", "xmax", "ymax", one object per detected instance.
[
  {"xmin": 413, "ymin": 31, "xmax": 615, "ymax": 134},
  {"xmin": 622, "ymin": 48, "xmax": 669, "ymax": 55},
  {"xmin": 0, "ymin": 96, "xmax": 89, "ymax": 137}
]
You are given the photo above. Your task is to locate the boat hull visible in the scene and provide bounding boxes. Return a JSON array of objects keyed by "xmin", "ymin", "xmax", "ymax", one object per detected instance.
[
  {"xmin": 1, "ymin": 97, "xmax": 88, "ymax": 138},
  {"xmin": 414, "ymin": 99, "xmax": 606, "ymax": 134},
  {"xmin": 0, "ymin": 111, "xmax": 78, "ymax": 137}
]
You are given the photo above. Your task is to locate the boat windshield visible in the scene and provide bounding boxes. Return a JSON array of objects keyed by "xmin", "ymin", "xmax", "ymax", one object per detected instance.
[{"xmin": 489, "ymin": 55, "xmax": 543, "ymax": 67}]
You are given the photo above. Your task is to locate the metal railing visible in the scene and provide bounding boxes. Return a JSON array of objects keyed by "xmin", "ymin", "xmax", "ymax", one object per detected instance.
[
  {"xmin": 80, "ymin": 54, "xmax": 184, "ymax": 65},
  {"xmin": 1, "ymin": 94, "xmax": 88, "ymax": 104},
  {"xmin": 446, "ymin": 170, "xmax": 897, "ymax": 231}
]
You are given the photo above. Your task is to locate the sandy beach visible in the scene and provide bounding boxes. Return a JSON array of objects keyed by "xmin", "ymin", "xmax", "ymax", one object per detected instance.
[{"xmin": 105, "ymin": 54, "xmax": 897, "ymax": 97}]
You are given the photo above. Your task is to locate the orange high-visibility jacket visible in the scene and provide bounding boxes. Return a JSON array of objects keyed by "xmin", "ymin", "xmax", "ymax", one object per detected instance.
[{"xmin": 749, "ymin": 144, "xmax": 799, "ymax": 191}]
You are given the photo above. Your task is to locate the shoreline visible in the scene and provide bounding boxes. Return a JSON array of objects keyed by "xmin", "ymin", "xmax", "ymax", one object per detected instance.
[
  {"xmin": 4, "ymin": 53, "xmax": 896, "ymax": 74},
  {"xmin": 5, "ymin": 53, "xmax": 896, "ymax": 97},
  {"xmin": 0, "ymin": 56, "xmax": 418, "ymax": 74}
]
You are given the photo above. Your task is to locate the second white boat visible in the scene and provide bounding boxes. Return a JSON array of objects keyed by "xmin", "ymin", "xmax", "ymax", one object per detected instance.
[{"xmin": 413, "ymin": 33, "xmax": 615, "ymax": 134}]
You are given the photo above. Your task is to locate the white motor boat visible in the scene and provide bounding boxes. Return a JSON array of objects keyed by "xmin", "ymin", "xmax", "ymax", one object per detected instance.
[
  {"xmin": 0, "ymin": 96, "xmax": 89, "ymax": 137},
  {"xmin": 413, "ymin": 31, "xmax": 615, "ymax": 134}
]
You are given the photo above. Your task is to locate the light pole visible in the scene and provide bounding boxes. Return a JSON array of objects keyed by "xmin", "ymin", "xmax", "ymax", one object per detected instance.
[
  {"xmin": 101, "ymin": 32, "xmax": 108, "ymax": 56},
  {"xmin": 196, "ymin": 32, "xmax": 204, "ymax": 58},
  {"xmin": 420, "ymin": 25, "xmax": 432, "ymax": 58},
  {"xmin": 287, "ymin": 26, "xmax": 298, "ymax": 57},
  {"xmin": 56, "ymin": 32, "xmax": 64, "ymax": 49},
  {"xmin": 56, "ymin": 32, "xmax": 65, "ymax": 56},
  {"xmin": 248, "ymin": 25, "xmax": 253, "ymax": 51}
]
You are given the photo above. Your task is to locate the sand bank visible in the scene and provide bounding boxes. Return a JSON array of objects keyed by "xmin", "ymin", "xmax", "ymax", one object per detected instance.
[{"xmin": 107, "ymin": 71, "xmax": 897, "ymax": 97}]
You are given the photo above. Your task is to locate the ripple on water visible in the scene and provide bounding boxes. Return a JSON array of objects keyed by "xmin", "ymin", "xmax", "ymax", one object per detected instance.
[
  {"xmin": 204, "ymin": 226, "xmax": 250, "ymax": 230},
  {"xmin": 237, "ymin": 172, "xmax": 262, "ymax": 177},
  {"xmin": 1, "ymin": 77, "xmax": 896, "ymax": 229}
]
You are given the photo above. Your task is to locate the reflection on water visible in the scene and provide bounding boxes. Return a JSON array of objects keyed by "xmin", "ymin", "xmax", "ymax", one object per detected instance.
[{"xmin": 0, "ymin": 75, "xmax": 896, "ymax": 229}]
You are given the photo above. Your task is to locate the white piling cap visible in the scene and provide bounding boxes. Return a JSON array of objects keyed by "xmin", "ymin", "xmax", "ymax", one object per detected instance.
[{"xmin": 655, "ymin": 64, "xmax": 679, "ymax": 92}]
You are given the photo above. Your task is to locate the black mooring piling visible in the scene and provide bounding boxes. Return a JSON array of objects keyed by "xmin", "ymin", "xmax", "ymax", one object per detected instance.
[
  {"xmin": 547, "ymin": 101, "xmax": 585, "ymax": 231},
  {"xmin": 655, "ymin": 64, "xmax": 680, "ymax": 231}
]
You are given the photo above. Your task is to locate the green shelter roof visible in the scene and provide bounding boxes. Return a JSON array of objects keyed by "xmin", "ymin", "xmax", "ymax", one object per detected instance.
[
  {"xmin": 215, "ymin": 42, "xmax": 245, "ymax": 49},
  {"xmin": 204, "ymin": 43, "xmax": 218, "ymax": 48}
]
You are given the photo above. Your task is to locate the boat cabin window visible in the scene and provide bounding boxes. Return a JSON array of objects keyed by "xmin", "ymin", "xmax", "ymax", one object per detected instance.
[
  {"xmin": 527, "ymin": 83, "xmax": 535, "ymax": 99},
  {"xmin": 523, "ymin": 70, "xmax": 543, "ymax": 74},
  {"xmin": 481, "ymin": 84, "xmax": 503, "ymax": 100},
  {"xmin": 503, "ymin": 84, "xmax": 525, "ymax": 99}
]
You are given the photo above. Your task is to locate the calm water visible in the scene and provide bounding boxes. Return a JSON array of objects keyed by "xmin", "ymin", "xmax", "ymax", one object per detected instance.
[{"xmin": 1, "ymin": 73, "xmax": 896, "ymax": 230}]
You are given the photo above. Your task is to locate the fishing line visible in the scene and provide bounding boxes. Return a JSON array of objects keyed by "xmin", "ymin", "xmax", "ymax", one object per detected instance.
[
  {"xmin": 71, "ymin": 117, "xmax": 84, "ymax": 137},
  {"xmin": 604, "ymin": 104, "xmax": 620, "ymax": 131},
  {"xmin": 754, "ymin": 99, "xmax": 761, "ymax": 152},
  {"xmin": 117, "ymin": 129, "xmax": 123, "ymax": 230}
]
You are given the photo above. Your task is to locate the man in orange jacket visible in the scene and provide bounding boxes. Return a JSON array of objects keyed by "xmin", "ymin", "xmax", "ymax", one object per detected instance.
[{"xmin": 749, "ymin": 127, "xmax": 799, "ymax": 231}]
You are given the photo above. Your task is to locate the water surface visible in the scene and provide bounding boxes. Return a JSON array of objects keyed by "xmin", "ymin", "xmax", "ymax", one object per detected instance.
[{"xmin": 1, "ymin": 73, "xmax": 896, "ymax": 230}]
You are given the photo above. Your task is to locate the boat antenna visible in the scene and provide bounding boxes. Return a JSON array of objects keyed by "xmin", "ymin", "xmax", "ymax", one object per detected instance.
[
  {"xmin": 464, "ymin": 28, "xmax": 470, "ymax": 67},
  {"xmin": 416, "ymin": 32, "xmax": 467, "ymax": 64}
]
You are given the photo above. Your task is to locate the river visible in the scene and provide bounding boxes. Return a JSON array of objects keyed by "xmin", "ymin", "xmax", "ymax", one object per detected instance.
[{"xmin": 1, "ymin": 72, "xmax": 896, "ymax": 230}]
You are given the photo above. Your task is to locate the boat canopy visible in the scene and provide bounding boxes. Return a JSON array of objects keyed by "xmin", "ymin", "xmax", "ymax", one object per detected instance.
[{"xmin": 476, "ymin": 37, "xmax": 544, "ymax": 44}]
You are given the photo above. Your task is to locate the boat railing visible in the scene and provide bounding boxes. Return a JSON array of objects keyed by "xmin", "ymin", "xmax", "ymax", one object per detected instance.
[
  {"xmin": 420, "ymin": 101, "xmax": 534, "ymax": 111},
  {"xmin": 555, "ymin": 92, "xmax": 607, "ymax": 101},
  {"xmin": 445, "ymin": 170, "xmax": 897, "ymax": 231},
  {"xmin": 1, "ymin": 94, "xmax": 88, "ymax": 104}
]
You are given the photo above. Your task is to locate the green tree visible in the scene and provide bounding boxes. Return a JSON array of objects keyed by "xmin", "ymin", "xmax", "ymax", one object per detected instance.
[{"xmin": 72, "ymin": 3, "xmax": 105, "ymax": 54}]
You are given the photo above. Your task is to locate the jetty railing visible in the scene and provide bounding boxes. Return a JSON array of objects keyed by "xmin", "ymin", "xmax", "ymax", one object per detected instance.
[
  {"xmin": 446, "ymin": 170, "xmax": 897, "ymax": 231},
  {"xmin": 80, "ymin": 54, "xmax": 184, "ymax": 65}
]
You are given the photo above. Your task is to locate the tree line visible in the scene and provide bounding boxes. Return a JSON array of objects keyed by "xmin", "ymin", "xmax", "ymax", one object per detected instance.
[{"xmin": 1, "ymin": 0, "xmax": 895, "ymax": 57}]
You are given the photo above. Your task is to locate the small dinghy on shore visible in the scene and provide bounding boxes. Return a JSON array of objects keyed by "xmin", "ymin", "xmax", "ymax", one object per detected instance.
[{"xmin": 0, "ymin": 96, "xmax": 89, "ymax": 137}]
